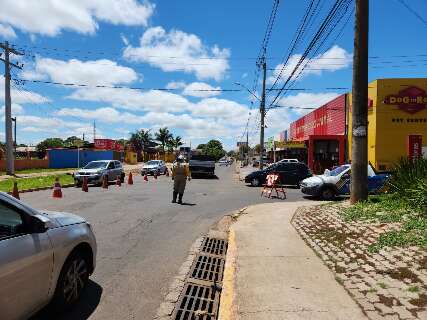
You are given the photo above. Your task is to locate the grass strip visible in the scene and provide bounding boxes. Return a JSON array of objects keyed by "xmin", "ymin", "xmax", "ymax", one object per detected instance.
[{"xmin": 0, "ymin": 174, "xmax": 74, "ymax": 193}]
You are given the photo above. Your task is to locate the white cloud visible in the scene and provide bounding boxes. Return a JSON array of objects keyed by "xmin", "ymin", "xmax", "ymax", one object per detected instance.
[
  {"xmin": 55, "ymin": 107, "xmax": 144, "ymax": 125},
  {"xmin": 0, "ymin": 23, "xmax": 16, "ymax": 39},
  {"xmin": 68, "ymin": 87, "xmax": 192, "ymax": 113},
  {"xmin": 166, "ymin": 81, "xmax": 186, "ymax": 90},
  {"xmin": 0, "ymin": 104, "xmax": 24, "ymax": 118},
  {"xmin": 275, "ymin": 92, "xmax": 340, "ymax": 116},
  {"xmin": 182, "ymin": 82, "xmax": 221, "ymax": 98},
  {"xmin": 191, "ymin": 98, "xmax": 249, "ymax": 124},
  {"xmin": 30, "ymin": 57, "xmax": 138, "ymax": 86},
  {"xmin": 0, "ymin": 0, "xmax": 154, "ymax": 36},
  {"xmin": 268, "ymin": 45, "xmax": 352, "ymax": 84},
  {"xmin": 123, "ymin": 26, "xmax": 230, "ymax": 81},
  {"xmin": 0, "ymin": 76, "xmax": 50, "ymax": 104}
]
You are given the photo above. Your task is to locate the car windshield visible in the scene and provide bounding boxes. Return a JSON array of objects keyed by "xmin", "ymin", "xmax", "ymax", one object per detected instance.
[
  {"xmin": 147, "ymin": 161, "xmax": 159, "ymax": 165},
  {"xmin": 84, "ymin": 161, "xmax": 108, "ymax": 169},
  {"xmin": 329, "ymin": 165, "xmax": 350, "ymax": 176}
]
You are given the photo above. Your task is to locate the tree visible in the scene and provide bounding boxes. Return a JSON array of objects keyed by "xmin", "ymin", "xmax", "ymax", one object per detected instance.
[
  {"xmin": 254, "ymin": 144, "xmax": 261, "ymax": 154},
  {"xmin": 227, "ymin": 150, "xmax": 236, "ymax": 158},
  {"xmin": 171, "ymin": 136, "xmax": 183, "ymax": 150},
  {"xmin": 36, "ymin": 138, "xmax": 64, "ymax": 154},
  {"xmin": 202, "ymin": 140, "xmax": 226, "ymax": 161},
  {"xmin": 64, "ymin": 136, "xmax": 85, "ymax": 147},
  {"xmin": 196, "ymin": 144, "xmax": 206, "ymax": 150},
  {"xmin": 155, "ymin": 127, "xmax": 173, "ymax": 152},
  {"xmin": 129, "ymin": 129, "xmax": 152, "ymax": 152}
]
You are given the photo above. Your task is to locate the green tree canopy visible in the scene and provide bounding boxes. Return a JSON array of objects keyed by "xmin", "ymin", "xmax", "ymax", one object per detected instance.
[
  {"xmin": 196, "ymin": 144, "xmax": 206, "ymax": 150},
  {"xmin": 36, "ymin": 138, "xmax": 64, "ymax": 153},
  {"xmin": 155, "ymin": 127, "xmax": 173, "ymax": 152},
  {"xmin": 202, "ymin": 140, "xmax": 226, "ymax": 161},
  {"xmin": 64, "ymin": 136, "xmax": 86, "ymax": 147},
  {"xmin": 129, "ymin": 129, "xmax": 152, "ymax": 152}
]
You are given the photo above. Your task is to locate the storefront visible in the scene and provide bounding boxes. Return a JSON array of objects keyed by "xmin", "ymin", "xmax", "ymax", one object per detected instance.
[
  {"xmin": 289, "ymin": 94, "xmax": 347, "ymax": 173},
  {"xmin": 347, "ymin": 78, "xmax": 427, "ymax": 171}
]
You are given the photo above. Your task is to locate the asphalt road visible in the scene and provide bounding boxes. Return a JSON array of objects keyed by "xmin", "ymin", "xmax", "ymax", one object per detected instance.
[{"xmin": 26, "ymin": 164, "xmax": 306, "ymax": 320}]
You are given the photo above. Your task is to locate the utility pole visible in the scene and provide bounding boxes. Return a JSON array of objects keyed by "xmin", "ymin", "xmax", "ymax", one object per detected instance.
[
  {"xmin": 259, "ymin": 60, "xmax": 267, "ymax": 170},
  {"xmin": 350, "ymin": 0, "xmax": 369, "ymax": 203},
  {"xmin": 246, "ymin": 130, "xmax": 249, "ymax": 165},
  {"xmin": 1, "ymin": 41, "xmax": 23, "ymax": 175},
  {"xmin": 12, "ymin": 117, "xmax": 16, "ymax": 154}
]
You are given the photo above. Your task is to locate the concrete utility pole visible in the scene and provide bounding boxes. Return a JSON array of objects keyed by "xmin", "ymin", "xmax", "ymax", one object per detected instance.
[
  {"xmin": 12, "ymin": 117, "xmax": 16, "ymax": 154},
  {"xmin": 259, "ymin": 60, "xmax": 267, "ymax": 170},
  {"xmin": 1, "ymin": 41, "xmax": 23, "ymax": 175},
  {"xmin": 93, "ymin": 120, "xmax": 96, "ymax": 142},
  {"xmin": 246, "ymin": 130, "xmax": 249, "ymax": 165},
  {"xmin": 350, "ymin": 0, "xmax": 369, "ymax": 203}
]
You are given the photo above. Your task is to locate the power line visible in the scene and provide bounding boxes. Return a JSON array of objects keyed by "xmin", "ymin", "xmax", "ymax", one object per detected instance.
[{"xmin": 396, "ymin": 0, "xmax": 427, "ymax": 28}]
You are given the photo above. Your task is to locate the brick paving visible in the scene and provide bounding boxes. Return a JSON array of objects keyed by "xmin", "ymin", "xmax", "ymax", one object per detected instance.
[{"xmin": 292, "ymin": 204, "xmax": 427, "ymax": 320}]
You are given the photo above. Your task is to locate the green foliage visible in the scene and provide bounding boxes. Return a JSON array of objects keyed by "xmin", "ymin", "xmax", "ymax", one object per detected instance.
[
  {"xmin": 36, "ymin": 138, "xmax": 64, "ymax": 154},
  {"xmin": 387, "ymin": 158, "xmax": 427, "ymax": 213},
  {"xmin": 201, "ymin": 140, "xmax": 226, "ymax": 161},
  {"xmin": 196, "ymin": 144, "xmax": 206, "ymax": 150},
  {"xmin": 129, "ymin": 129, "xmax": 152, "ymax": 152},
  {"xmin": 155, "ymin": 127, "xmax": 173, "ymax": 152},
  {"xmin": 167, "ymin": 135, "xmax": 183, "ymax": 151},
  {"xmin": 64, "ymin": 136, "xmax": 87, "ymax": 147},
  {"xmin": 0, "ymin": 174, "xmax": 74, "ymax": 192}
]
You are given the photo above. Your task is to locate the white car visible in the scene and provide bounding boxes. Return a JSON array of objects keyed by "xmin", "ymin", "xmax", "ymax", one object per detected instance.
[
  {"xmin": 0, "ymin": 192, "xmax": 97, "ymax": 320},
  {"xmin": 141, "ymin": 160, "xmax": 168, "ymax": 176}
]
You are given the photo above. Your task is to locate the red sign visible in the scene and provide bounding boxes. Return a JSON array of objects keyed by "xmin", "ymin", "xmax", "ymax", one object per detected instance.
[
  {"xmin": 290, "ymin": 94, "xmax": 346, "ymax": 141},
  {"xmin": 384, "ymin": 86, "xmax": 427, "ymax": 114},
  {"xmin": 407, "ymin": 135, "xmax": 422, "ymax": 161},
  {"xmin": 94, "ymin": 139, "xmax": 115, "ymax": 150}
]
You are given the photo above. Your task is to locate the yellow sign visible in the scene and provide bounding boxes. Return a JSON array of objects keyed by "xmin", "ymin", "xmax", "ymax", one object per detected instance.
[{"xmin": 275, "ymin": 141, "xmax": 306, "ymax": 149}]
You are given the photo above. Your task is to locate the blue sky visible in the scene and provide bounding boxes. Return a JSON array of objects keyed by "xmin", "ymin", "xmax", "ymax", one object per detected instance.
[{"xmin": 1, "ymin": 0, "xmax": 427, "ymax": 150}]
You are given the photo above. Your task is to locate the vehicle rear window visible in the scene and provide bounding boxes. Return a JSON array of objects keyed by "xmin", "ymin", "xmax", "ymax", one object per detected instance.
[{"xmin": 191, "ymin": 155, "xmax": 215, "ymax": 161}]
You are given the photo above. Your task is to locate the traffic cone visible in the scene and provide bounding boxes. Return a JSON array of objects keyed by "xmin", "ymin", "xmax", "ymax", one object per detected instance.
[
  {"xmin": 52, "ymin": 178, "xmax": 62, "ymax": 198},
  {"xmin": 165, "ymin": 168, "xmax": 169, "ymax": 177},
  {"xmin": 12, "ymin": 181, "xmax": 20, "ymax": 200},
  {"xmin": 82, "ymin": 177, "xmax": 89, "ymax": 192},
  {"xmin": 116, "ymin": 176, "xmax": 122, "ymax": 187},
  {"xmin": 154, "ymin": 171, "xmax": 158, "ymax": 180},
  {"xmin": 128, "ymin": 172, "xmax": 134, "ymax": 185},
  {"xmin": 144, "ymin": 173, "xmax": 148, "ymax": 182},
  {"xmin": 102, "ymin": 175, "xmax": 109, "ymax": 189}
]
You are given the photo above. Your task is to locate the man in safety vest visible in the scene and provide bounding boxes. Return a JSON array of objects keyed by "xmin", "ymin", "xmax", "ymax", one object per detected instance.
[{"xmin": 171, "ymin": 155, "xmax": 191, "ymax": 204}]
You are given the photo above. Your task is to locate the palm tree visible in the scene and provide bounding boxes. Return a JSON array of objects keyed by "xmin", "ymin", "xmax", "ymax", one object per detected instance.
[
  {"xmin": 155, "ymin": 127, "xmax": 173, "ymax": 152},
  {"xmin": 173, "ymin": 136, "xmax": 183, "ymax": 149},
  {"xmin": 129, "ymin": 129, "xmax": 152, "ymax": 152}
]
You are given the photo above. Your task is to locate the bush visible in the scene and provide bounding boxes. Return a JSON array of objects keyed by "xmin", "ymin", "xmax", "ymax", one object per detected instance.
[{"xmin": 387, "ymin": 158, "xmax": 427, "ymax": 213}]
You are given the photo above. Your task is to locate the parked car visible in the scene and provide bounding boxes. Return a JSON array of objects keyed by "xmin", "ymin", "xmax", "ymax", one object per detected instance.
[
  {"xmin": 141, "ymin": 160, "xmax": 167, "ymax": 176},
  {"xmin": 74, "ymin": 160, "xmax": 125, "ymax": 186},
  {"xmin": 245, "ymin": 162, "xmax": 312, "ymax": 187},
  {"xmin": 300, "ymin": 164, "xmax": 390, "ymax": 200},
  {"xmin": 252, "ymin": 159, "xmax": 272, "ymax": 168},
  {"xmin": 218, "ymin": 158, "xmax": 230, "ymax": 166},
  {"xmin": 0, "ymin": 192, "xmax": 97, "ymax": 319}
]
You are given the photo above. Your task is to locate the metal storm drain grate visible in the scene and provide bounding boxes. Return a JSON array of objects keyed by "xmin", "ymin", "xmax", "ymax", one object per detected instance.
[
  {"xmin": 201, "ymin": 237, "xmax": 228, "ymax": 256},
  {"xmin": 173, "ymin": 283, "xmax": 220, "ymax": 320},
  {"xmin": 189, "ymin": 255, "xmax": 225, "ymax": 283}
]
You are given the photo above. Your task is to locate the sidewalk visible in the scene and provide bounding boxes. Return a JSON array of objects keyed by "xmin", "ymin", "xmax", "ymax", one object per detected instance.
[{"xmin": 220, "ymin": 202, "xmax": 367, "ymax": 320}]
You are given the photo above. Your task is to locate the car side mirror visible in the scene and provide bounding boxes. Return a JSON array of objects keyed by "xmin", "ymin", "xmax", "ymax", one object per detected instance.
[{"xmin": 30, "ymin": 215, "xmax": 48, "ymax": 233}]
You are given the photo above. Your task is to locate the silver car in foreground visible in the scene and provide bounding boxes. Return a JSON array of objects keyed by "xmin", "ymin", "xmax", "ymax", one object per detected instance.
[{"xmin": 0, "ymin": 192, "xmax": 97, "ymax": 320}]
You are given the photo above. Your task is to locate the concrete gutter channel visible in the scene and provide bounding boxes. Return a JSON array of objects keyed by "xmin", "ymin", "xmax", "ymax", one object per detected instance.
[{"xmin": 155, "ymin": 207, "xmax": 248, "ymax": 320}]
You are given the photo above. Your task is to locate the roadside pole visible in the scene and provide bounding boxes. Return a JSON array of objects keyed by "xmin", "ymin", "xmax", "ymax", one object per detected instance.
[
  {"xmin": 259, "ymin": 60, "xmax": 267, "ymax": 170},
  {"xmin": 350, "ymin": 0, "xmax": 369, "ymax": 203},
  {"xmin": 1, "ymin": 41, "xmax": 23, "ymax": 175}
]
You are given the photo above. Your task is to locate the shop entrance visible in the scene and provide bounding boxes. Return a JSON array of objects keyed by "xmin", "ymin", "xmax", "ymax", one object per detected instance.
[{"xmin": 307, "ymin": 135, "xmax": 346, "ymax": 174}]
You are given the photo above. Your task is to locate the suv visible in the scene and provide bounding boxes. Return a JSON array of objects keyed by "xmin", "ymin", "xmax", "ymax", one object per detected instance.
[
  {"xmin": 245, "ymin": 162, "xmax": 312, "ymax": 187},
  {"xmin": 74, "ymin": 160, "xmax": 125, "ymax": 186},
  {"xmin": 277, "ymin": 158, "xmax": 299, "ymax": 163},
  {"xmin": 0, "ymin": 192, "xmax": 97, "ymax": 319}
]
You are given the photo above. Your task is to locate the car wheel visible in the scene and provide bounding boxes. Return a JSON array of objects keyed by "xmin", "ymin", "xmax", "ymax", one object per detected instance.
[
  {"xmin": 251, "ymin": 178, "xmax": 260, "ymax": 187},
  {"xmin": 51, "ymin": 252, "xmax": 89, "ymax": 310},
  {"xmin": 321, "ymin": 187, "xmax": 336, "ymax": 200},
  {"xmin": 74, "ymin": 180, "xmax": 82, "ymax": 188}
]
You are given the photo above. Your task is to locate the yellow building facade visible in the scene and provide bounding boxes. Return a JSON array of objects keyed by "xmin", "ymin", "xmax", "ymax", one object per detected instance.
[{"xmin": 348, "ymin": 78, "xmax": 427, "ymax": 171}]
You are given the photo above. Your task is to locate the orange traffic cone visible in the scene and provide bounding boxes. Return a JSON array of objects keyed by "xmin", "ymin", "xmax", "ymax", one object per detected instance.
[
  {"xmin": 128, "ymin": 172, "xmax": 134, "ymax": 185},
  {"xmin": 144, "ymin": 173, "xmax": 148, "ymax": 182},
  {"xmin": 52, "ymin": 178, "xmax": 62, "ymax": 198},
  {"xmin": 154, "ymin": 171, "xmax": 158, "ymax": 180},
  {"xmin": 82, "ymin": 177, "xmax": 89, "ymax": 192},
  {"xmin": 102, "ymin": 175, "xmax": 109, "ymax": 189},
  {"xmin": 165, "ymin": 168, "xmax": 169, "ymax": 177},
  {"xmin": 12, "ymin": 181, "xmax": 20, "ymax": 200},
  {"xmin": 116, "ymin": 176, "xmax": 122, "ymax": 187}
]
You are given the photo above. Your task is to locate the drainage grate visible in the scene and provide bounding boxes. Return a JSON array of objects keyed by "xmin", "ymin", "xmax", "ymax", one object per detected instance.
[
  {"xmin": 189, "ymin": 255, "xmax": 225, "ymax": 283},
  {"xmin": 201, "ymin": 237, "xmax": 228, "ymax": 256},
  {"xmin": 173, "ymin": 283, "xmax": 220, "ymax": 320}
]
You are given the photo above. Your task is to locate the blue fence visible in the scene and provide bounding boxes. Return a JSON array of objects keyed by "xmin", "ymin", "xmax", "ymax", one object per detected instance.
[{"xmin": 48, "ymin": 149, "xmax": 121, "ymax": 168}]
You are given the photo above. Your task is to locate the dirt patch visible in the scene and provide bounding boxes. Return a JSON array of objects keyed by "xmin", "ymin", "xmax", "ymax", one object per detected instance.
[{"xmin": 410, "ymin": 294, "xmax": 427, "ymax": 308}]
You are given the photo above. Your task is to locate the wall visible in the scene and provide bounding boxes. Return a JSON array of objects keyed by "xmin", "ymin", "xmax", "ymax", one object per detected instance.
[
  {"xmin": 48, "ymin": 149, "xmax": 117, "ymax": 168},
  {"xmin": 0, "ymin": 159, "xmax": 48, "ymax": 171},
  {"xmin": 290, "ymin": 94, "xmax": 347, "ymax": 141}
]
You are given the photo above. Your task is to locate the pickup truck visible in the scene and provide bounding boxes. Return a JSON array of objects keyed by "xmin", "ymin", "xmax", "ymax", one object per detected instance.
[
  {"xmin": 300, "ymin": 163, "xmax": 390, "ymax": 200},
  {"xmin": 189, "ymin": 155, "xmax": 215, "ymax": 177}
]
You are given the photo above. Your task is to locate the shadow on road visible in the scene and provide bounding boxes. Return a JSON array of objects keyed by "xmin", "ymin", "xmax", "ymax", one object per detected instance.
[
  {"xmin": 31, "ymin": 280, "xmax": 103, "ymax": 320},
  {"xmin": 180, "ymin": 202, "xmax": 197, "ymax": 206}
]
